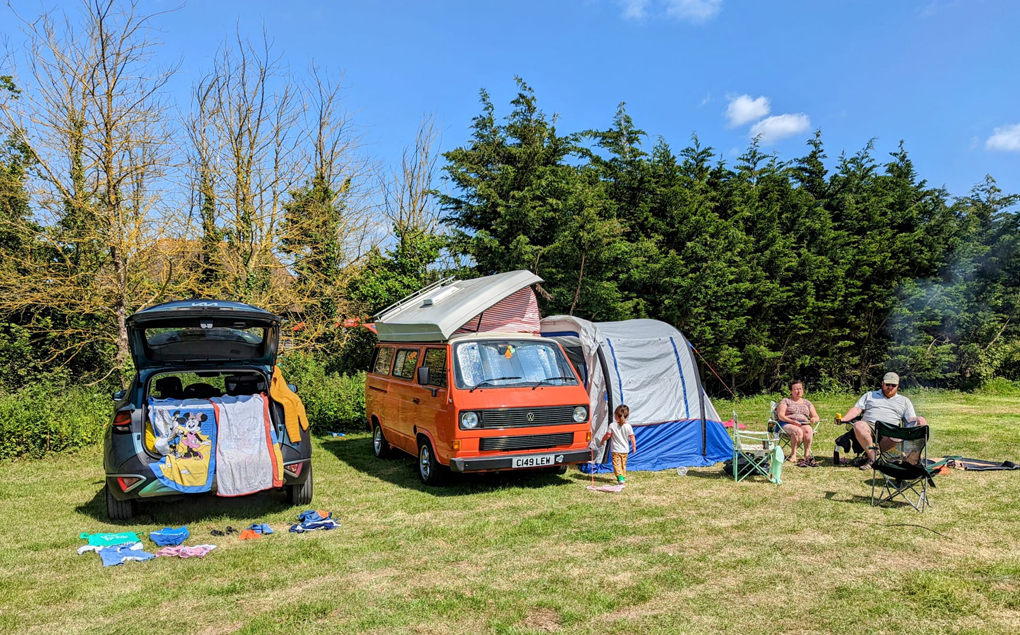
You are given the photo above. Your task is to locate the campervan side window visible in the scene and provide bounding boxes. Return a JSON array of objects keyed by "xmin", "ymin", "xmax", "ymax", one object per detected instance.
[
  {"xmin": 392, "ymin": 348, "xmax": 420, "ymax": 380},
  {"xmin": 422, "ymin": 348, "xmax": 447, "ymax": 388},
  {"xmin": 372, "ymin": 347, "xmax": 395, "ymax": 375}
]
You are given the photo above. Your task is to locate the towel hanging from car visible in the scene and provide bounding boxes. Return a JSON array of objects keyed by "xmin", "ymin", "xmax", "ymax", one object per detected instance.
[
  {"xmin": 210, "ymin": 394, "xmax": 283, "ymax": 497},
  {"xmin": 147, "ymin": 398, "xmax": 218, "ymax": 493},
  {"xmin": 271, "ymin": 366, "xmax": 308, "ymax": 443}
]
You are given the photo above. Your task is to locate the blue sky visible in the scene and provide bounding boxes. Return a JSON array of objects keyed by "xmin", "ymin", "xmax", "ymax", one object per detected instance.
[{"xmin": 11, "ymin": 0, "xmax": 1020, "ymax": 198}]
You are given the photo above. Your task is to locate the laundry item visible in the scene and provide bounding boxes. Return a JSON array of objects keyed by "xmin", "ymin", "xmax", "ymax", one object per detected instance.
[
  {"xmin": 155, "ymin": 545, "xmax": 216, "ymax": 559},
  {"xmin": 271, "ymin": 366, "xmax": 309, "ymax": 443},
  {"xmin": 148, "ymin": 398, "xmax": 218, "ymax": 493},
  {"xmin": 289, "ymin": 510, "xmax": 339, "ymax": 533},
  {"xmin": 211, "ymin": 394, "xmax": 283, "ymax": 497},
  {"xmin": 78, "ymin": 531, "xmax": 140, "ymax": 551},
  {"xmin": 149, "ymin": 526, "xmax": 190, "ymax": 547}
]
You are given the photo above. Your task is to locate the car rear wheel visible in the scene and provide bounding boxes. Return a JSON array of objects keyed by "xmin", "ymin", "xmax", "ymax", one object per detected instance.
[
  {"xmin": 286, "ymin": 463, "xmax": 314, "ymax": 506},
  {"xmin": 548, "ymin": 464, "xmax": 569, "ymax": 475},
  {"xmin": 417, "ymin": 438, "xmax": 446, "ymax": 486},
  {"xmin": 372, "ymin": 423, "xmax": 391, "ymax": 459},
  {"xmin": 106, "ymin": 485, "xmax": 135, "ymax": 520}
]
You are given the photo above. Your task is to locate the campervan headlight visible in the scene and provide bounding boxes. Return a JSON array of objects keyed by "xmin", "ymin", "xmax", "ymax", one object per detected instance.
[
  {"xmin": 573, "ymin": 406, "xmax": 588, "ymax": 423},
  {"xmin": 460, "ymin": 411, "xmax": 479, "ymax": 429}
]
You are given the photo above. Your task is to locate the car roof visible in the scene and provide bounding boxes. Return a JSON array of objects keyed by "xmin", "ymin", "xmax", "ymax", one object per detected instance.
[{"xmin": 127, "ymin": 300, "xmax": 281, "ymax": 325}]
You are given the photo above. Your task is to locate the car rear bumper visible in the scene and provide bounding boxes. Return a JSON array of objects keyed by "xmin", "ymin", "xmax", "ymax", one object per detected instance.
[{"xmin": 449, "ymin": 449, "xmax": 592, "ymax": 473}]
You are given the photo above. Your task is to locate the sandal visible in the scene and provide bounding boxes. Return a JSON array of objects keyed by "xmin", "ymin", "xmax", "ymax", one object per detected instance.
[
  {"xmin": 805, "ymin": 457, "xmax": 819, "ymax": 468},
  {"xmin": 797, "ymin": 459, "xmax": 809, "ymax": 468},
  {"xmin": 858, "ymin": 459, "xmax": 874, "ymax": 471}
]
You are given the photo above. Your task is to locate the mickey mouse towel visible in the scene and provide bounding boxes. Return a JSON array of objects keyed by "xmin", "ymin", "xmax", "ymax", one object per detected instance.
[{"xmin": 148, "ymin": 398, "xmax": 218, "ymax": 493}]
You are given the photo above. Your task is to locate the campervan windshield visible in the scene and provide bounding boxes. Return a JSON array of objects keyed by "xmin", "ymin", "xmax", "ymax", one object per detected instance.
[{"xmin": 453, "ymin": 339, "xmax": 579, "ymax": 390}]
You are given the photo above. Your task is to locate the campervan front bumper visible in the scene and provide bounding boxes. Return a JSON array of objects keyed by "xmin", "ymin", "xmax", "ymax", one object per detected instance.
[{"xmin": 449, "ymin": 449, "xmax": 592, "ymax": 473}]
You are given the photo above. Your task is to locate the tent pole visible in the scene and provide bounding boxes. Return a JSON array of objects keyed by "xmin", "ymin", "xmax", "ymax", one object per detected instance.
[{"xmin": 687, "ymin": 339, "xmax": 708, "ymax": 457}]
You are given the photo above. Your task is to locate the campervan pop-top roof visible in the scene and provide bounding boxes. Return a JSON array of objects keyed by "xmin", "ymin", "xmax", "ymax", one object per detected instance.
[{"xmin": 372, "ymin": 270, "xmax": 542, "ymax": 342}]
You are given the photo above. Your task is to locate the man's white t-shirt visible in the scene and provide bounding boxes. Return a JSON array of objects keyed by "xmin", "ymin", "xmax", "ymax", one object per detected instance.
[
  {"xmin": 854, "ymin": 390, "xmax": 917, "ymax": 425},
  {"xmin": 608, "ymin": 421, "xmax": 635, "ymax": 454}
]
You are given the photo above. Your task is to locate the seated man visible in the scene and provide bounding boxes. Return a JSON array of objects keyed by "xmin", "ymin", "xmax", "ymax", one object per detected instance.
[{"xmin": 835, "ymin": 372, "xmax": 927, "ymax": 470}]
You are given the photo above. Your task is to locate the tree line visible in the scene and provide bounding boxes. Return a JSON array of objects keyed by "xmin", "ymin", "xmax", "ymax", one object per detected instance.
[{"xmin": 1, "ymin": 2, "xmax": 1018, "ymax": 397}]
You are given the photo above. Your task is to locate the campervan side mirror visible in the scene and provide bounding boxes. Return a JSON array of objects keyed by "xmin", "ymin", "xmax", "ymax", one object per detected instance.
[
  {"xmin": 287, "ymin": 383, "xmax": 298, "ymax": 394},
  {"xmin": 417, "ymin": 366, "xmax": 430, "ymax": 386},
  {"xmin": 112, "ymin": 389, "xmax": 126, "ymax": 402}
]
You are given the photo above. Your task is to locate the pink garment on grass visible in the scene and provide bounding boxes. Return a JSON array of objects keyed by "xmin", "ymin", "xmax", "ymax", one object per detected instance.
[
  {"xmin": 155, "ymin": 544, "xmax": 216, "ymax": 558},
  {"xmin": 587, "ymin": 484, "xmax": 626, "ymax": 493}
]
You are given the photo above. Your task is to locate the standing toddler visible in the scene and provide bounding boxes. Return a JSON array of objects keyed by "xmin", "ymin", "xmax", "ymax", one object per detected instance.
[{"xmin": 602, "ymin": 405, "xmax": 636, "ymax": 483}]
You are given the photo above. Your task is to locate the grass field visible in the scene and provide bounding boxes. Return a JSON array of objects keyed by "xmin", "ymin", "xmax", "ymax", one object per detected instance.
[{"xmin": 1, "ymin": 390, "xmax": 1019, "ymax": 634}]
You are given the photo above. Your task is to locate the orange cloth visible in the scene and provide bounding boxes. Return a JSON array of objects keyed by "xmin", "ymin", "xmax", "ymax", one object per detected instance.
[
  {"xmin": 238, "ymin": 529, "xmax": 261, "ymax": 540},
  {"xmin": 271, "ymin": 366, "xmax": 309, "ymax": 443}
]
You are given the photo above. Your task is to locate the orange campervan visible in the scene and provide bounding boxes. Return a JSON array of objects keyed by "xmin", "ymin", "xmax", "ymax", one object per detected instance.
[{"xmin": 365, "ymin": 271, "xmax": 592, "ymax": 484}]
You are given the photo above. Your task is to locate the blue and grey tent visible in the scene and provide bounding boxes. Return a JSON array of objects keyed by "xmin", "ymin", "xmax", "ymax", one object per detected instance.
[{"xmin": 540, "ymin": 316, "xmax": 733, "ymax": 471}]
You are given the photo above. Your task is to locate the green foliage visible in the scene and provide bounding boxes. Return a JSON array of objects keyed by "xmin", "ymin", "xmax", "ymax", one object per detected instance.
[
  {"xmin": 0, "ymin": 382, "xmax": 110, "ymax": 460},
  {"xmin": 278, "ymin": 351, "xmax": 367, "ymax": 433}
]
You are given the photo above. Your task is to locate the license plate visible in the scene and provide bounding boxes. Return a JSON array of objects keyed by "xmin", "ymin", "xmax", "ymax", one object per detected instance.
[{"xmin": 512, "ymin": 454, "xmax": 556, "ymax": 468}]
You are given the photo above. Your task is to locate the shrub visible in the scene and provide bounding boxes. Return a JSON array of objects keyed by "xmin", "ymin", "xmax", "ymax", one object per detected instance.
[
  {"xmin": 0, "ymin": 382, "xmax": 111, "ymax": 460},
  {"xmin": 278, "ymin": 351, "xmax": 367, "ymax": 433}
]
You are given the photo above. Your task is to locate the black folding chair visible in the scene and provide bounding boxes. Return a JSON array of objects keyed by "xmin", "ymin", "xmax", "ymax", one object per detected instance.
[{"xmin": 870, "ymin": 421, "xmax": 946, "ymax": 512}]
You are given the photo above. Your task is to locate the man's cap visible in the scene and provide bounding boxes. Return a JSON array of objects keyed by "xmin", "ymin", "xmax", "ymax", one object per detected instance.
[{"xmin": 883, "ymin": 372, "xmax": 900, "ymax": 385}]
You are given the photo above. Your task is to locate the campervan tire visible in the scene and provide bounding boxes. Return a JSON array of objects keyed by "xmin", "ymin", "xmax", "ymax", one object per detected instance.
[
  {"xmin": 106, "ymin": 486, "xmax": 135, "ymax": 520},
  {"xmin": 287, "ymin": 464, "xmax": 314, "ymax": 506},
  {"xmin": 549, "ymin": 464, "xmax": 569, "ymax": 475},
  {"xmin": 417, "ymin": 438, "xmax": 446, "ymax": 486},
  {"xmin": 372, "ymin": 423, "xmax": 392, "ymax": 459}
]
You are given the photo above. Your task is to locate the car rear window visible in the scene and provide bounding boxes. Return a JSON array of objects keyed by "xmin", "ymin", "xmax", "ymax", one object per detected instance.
[{"xmin": 141, "ymin": 322, "xmax": 268, "ymax": 362}]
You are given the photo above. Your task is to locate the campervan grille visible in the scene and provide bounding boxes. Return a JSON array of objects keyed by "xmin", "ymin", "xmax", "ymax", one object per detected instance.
[
  {"xmin": 478, "ymin": 432, "xmax": 575, "ymax": 452},
  {"xmin": 478, "ymin": 406, "xmax": 577, "ymax": 429}
]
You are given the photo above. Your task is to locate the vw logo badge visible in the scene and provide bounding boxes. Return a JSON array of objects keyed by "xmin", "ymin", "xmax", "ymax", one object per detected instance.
[{"xmin": 526, "ymin": 412, "xmax": 535, "ymax": 422}]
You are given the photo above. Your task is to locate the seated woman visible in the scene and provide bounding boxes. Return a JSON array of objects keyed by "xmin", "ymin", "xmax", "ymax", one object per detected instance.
[{"xmin": 777, "ymin": 379, "xmax": 820, "ymax": 467}]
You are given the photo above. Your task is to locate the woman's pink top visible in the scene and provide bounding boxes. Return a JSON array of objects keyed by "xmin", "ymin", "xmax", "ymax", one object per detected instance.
[{"xmin": 780, "ymin": 397, "xmax": 813, "ymax": 424}]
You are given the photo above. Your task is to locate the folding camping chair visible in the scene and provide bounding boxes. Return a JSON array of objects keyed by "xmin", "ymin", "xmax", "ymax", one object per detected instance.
[
  {"xmin": 731, "ymin": 411, "xmax": 780, "ymax": 484},
  {"xmin": 767, "ymin": 400, "xmax": 821, "ymax": 457},
  {"xmin": 870, "ymin": 421, "xmax": 947, "ymax": 512}
]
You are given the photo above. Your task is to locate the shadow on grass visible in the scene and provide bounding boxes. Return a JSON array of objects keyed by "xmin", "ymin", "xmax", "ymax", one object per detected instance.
[
  {"xmin": 75, "ymin": 486, "xmax": 294, "ymax": 526},
  {"xmin": 322, "ymin": 436, "xmax": 576, "ymax": 496},
  {"xmin": 822, "ymin": 488, "xmax": 915, "ymax": 509}
]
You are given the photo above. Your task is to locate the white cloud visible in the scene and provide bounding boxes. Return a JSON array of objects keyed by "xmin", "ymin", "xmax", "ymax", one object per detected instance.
[
  {"xmin": 618, "ymin": 0, "xmax": 722, "ymax": 23},
  {"xmin": 985, "ymin": 123, "xmax": 1020, "ymax": 152},
  {"xmin": 749, "ymin": 113, "xmax": 811, "ymax": 144},
  {"xmin": 664, "ymin": 0, "xmax": 722, "ymax": 23},
  {"xmin": 725, "ymin": 94, "xmax": 770, "ymax": 127},
  {"xmin": 619, "ymin": 0, "xmax": 649, "ymax": 19}
]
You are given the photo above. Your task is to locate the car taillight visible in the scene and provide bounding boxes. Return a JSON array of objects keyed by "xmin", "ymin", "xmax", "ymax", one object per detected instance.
[
  {"xmin": 112, "ymin": 411, "xmax": 132, "ymax": 433},
  {"xmin": 117, "ymin": 477, "xmax": 141, "ymax": 492},
  {"xmin": 285, "ymin": 462, "xmax": 303, "ymax": 477}
]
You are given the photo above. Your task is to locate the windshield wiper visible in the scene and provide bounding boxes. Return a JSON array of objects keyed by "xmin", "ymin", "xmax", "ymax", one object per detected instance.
[
  {"xmin": 532, "ymin": 376, "xmax": 577, "ymax": 390},
  {"xmin": 469, "ymin": 376, "xmax": 523, "ymax": 392}
]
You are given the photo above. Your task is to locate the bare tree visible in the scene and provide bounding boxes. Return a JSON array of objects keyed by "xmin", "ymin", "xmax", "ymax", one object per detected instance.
[{"xmin": 0, "ymin": 0, "xmax": 195, "ymax": 382}]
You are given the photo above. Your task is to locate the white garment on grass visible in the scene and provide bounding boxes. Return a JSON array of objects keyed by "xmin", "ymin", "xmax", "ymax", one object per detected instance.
[
  {"xmin": 211, "ymin": 394, "xmax": 273, "ymax": 497},
  {"xmin": 607, "ymin": 421, "xmax": 635, "ymax": 454},
  {"xmin": 854, "ymin": 391, "xmax": 917, "ymax": 425}
]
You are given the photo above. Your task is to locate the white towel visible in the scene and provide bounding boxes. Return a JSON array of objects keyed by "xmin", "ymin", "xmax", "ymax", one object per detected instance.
[{"xmin": 211, "ymin": 394, "xmax": 274, "ymax": 497}]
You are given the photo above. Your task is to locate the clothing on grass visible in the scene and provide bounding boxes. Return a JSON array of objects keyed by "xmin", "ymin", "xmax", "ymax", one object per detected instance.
[
  {"xmin": 271, "ymin": 365, "xmax": 308, "ymax": 443},
  {"xmin": 289, "ymin": 510, "xmax": 339, "ymax": 533},
  {"xmin": 149, "ymin": 526, "xmax": 189, "ymax": 547},
  {"xmin": 210, "ymin": 394, "xmax": 283, "ymax": 497},
  {"xmin": 246, "ymin": 523, "xmax": 273, "ymax": 535},
  {"xmin": 79, "ymin": 531, "xmax": 140, "ymax": 549},
  {"xmin": 238, "ymin": 529, "xmax": 262, "ymax": 540},
  {"xmin": 587, "ymin": 483, "xmax": 626, "ymax": 492},
  {"xmin": 148, "ymin": 398, "xmax": 218, "ymax": 493},
  {"xmin": 155, "ymin": 545, "xmax": 216, "ymax": 559},
  {"xmin": 95, "ymin": 542, "xmax": 155, "ymax": 567}
]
